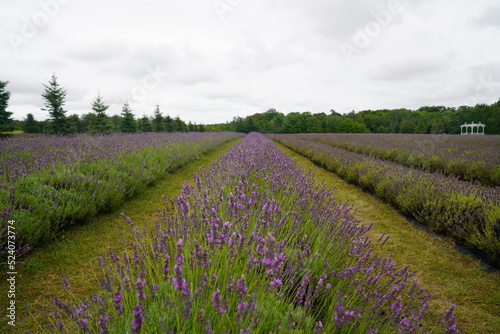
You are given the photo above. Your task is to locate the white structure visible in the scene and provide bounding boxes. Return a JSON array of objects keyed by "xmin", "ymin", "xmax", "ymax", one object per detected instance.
[{"xmin": 460, "ymin": 122, "xmax": 485, "ymax": 135}]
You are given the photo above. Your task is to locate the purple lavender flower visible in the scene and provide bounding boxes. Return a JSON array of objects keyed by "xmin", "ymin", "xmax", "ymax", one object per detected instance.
[
  {"xmin": 270, "ymin": 278, "xmax": 283, "ymax": 288},
  {"xmin": 98, "ymin": 313, "xmax": 111, "ymax": 334},
  {"xmin": 131, "ymin": 302, "xmax": 145, "ymax": 334},
  {"xmin": 113, "ymin": 288, "xmax": 123, "ymax": 315},
  {"xmin": 61, "ymin": 273, "xmax": 70, "ymax": 290},
  {"xmin": 211, "ymin": 290, "xmax": 223, "ymax": 313},
  {"xmin": 136, "ymin": 277, "xmax": 146, "ymax": 300},
  {"xmin": 443, "ymin": 304, "xmax": 460, "ymax": 333}
]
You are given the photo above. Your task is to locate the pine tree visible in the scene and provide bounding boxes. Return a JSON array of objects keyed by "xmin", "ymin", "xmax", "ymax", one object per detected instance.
[
  {"xmin": 138, "ymin": 115, "xmax": 152, "ymax": 132},
  {"xmin": 164, "ymin": 115, "xmax": 174, "ymax": 132},
  {"xmin": 66, "ymin": 114, "xmax": 83, "ymax": 133},
  {"xmin": 120, "ymin": 102, "xmax": 137, "ymax": 133},
  {"xmin": 0, "ymin": 81, "xmax": 13, "ymax": 132},
  {"xmin": 109, "ymin": 115, "xmax": 122, "ymax": 132},
  {"xmin": 152, "ymin": 104, "xmax": 165, "ymax": 132},
  {"xmin": 42, "ymin": 74, "xmax": 68, "ymax": 134},
  {"xmin": 89, "ymin": 93, "xmax": 111, "ymax": 134},
  {"xmin": 174, "ymin": 116, "xmax": 187, "ymax": 132},
  {"xmin": 23, "ymin": 113, "xmax": 40, "ymax": 133}
]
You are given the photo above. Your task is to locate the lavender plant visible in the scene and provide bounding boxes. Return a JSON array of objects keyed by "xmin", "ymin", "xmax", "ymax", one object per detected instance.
[
  {"xmin": 294, "ymin": 133, "xmax": 500, "ymax": 187},
  {"xmin": 46, "ymin": 133, "xmax": 459, "ymax": 333},
  {"xmin": 0, "ymin": 132, "xmax": 242, "ymax": 258},
  {"xmin": 270, "ymin": 134, "xmax": 500, "ymax": 265}
]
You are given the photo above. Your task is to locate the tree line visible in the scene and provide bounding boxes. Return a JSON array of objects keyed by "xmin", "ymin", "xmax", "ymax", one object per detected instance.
[
  {"xmin": 2, "ymin": 75, "xmax": 499, "ymax": 135},
  {"xmin": 205, "ymin": 101, "xmax": 500, "ymax": 135},
  {"xmin": 0, "ymin": 75, "xmax": 205, "ymax": 135}
]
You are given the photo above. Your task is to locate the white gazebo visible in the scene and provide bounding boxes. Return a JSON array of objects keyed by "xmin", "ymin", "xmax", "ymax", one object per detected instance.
[{"xmin": 460, "ymin": 122, "xmax": 485, "ymax": 135}]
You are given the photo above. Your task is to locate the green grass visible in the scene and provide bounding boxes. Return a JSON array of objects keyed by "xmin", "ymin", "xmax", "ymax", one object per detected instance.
[
  {"xmin": 0, "ymin": 130, "xmax": 24, "ymax": 134},
  {"xmin": 0, "ymin": 138, "xmax": 241, "ymax": 334},
  {"xmin": 275, "ymin": 142, "xmax": 500, "ymax": 334}
]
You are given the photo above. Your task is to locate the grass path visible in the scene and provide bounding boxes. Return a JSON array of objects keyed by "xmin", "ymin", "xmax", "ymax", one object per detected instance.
[
  {"xmin": 275, "ymin": 142, "xmax": 500, "ymax": 334},
  {"xmin": 2, "ymin": 136, "xmax": 499, "ymax": 333},
  {"xmin": 0, "ymin": 138, "xmax": 241, "ymax": 334}
]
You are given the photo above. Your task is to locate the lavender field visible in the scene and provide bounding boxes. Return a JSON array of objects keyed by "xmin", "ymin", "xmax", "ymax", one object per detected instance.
[
  {"xmin": 0, "ymin": 132, "xmax": 242, "ymax": 257},
  {"xmin": 49, "ymin": 133, "xmax": 458, "ymax": 333},
  {"xmin": 270, "ymin": 134, "xmax": 500, "ymax": 265},
  {"xmin": 293, "ymin": 133, "xmax": 500, "ymax": 187}
]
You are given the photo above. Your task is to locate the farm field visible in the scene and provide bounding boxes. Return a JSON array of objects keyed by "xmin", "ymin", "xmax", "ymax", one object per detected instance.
[
  {"xmin": 291, "ymin": 133, "xmax": 500, "ymax": 187},
  {"xmin": 0, "ymin": 132, "xmax": 243, "ymax": 256},
  {"xmin": 9, "ymin": 132, "xmax": 463, "ymax": 333},
  {"xmin": 1, "ymin": 132, "xmax": 499, "ymax": 333},
  {"xmin": 0, "ymin": 136, "xmax": 242, "ymax": 333},
  {"xmin": 276, "ymin": 142, "xmax": 500, "ymax": 333},
  {"xmin": 269, "ymin": 134, "xmax": 500, "ymax": 266}
]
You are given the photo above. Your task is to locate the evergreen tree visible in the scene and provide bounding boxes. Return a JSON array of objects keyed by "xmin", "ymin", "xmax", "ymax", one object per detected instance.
[
  {"xmin": 0, "ymin": 81, "xmax": 13, "ymax": 132},
  {"xmin": 152, "ymin": 104, "xmax": 165, "ymax": 132},
  {"xmin": 39, "ymin": 120, "xmax": 51, "ymax": 133},
  {"xmin": 109, "ymin": 115, "xmax": 122, "ymax": 132},
  {"xmin": 164, "ymin": 115, "xmax": 174, "ymax": 132},
  {"xmin": 42, "ymin": 74, "xmax": 68, "ymax": 134},
  {"xmin": 66, "ymin": 114, "xmax": 83, "ymax": 133},
  {"xmin": 173, "ymin": 116, "xmax": 187, "ymax": 132},
  {"xmin": 120, "ymin": 102, "xmax": 136, "ymax": 132},
  {"xmin": 137, "ymin": 115, "xmax": 152, "ymax": 132},
  {"xmin": 89, "ymin": 93, "xmax": 111, "ymax": 133},
  {"xmin": 23, "ymin": 113, "xmax": 40, "ymax": 133},
  {"xmin": 81, "ymin": 113, "xmax": 96, "ymax": 133}
]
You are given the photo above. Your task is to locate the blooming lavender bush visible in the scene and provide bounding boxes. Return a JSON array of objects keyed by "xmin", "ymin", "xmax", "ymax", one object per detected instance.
[
  {"xmin": 294, "ymin": 133, "xmax": 500, "ymax": 187},
  {"xmin": 270, "ymin": 134, "xmax": 500, "ymax": 265},
  {"xmin": 0, "ymin": 132, "xmax": 242, "ymax": 258},
  {"xmin": 47, "ymin": 133, "xmax": 458, "ymax": 333}
]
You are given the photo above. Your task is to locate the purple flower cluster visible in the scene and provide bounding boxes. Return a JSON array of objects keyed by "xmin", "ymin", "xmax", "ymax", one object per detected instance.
[
  {"xmin": 50, "ymin": 133, "xmax": 459, "ymax": 333},
  {"xmin": 271, "ymin": 134, "xmax": 500, "ymax": 265},
  {"xmin": 294, "ymin": 133, "xmax": 500, "ymax": 187},
  {"xmin": 0, "ymin": 132, "xmax": 242, "ymax": 258}
]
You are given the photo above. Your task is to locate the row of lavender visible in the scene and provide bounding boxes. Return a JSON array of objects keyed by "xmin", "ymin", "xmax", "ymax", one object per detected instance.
[
  {"xmin": 48, "ymin": 132, "xmax": 458, "ymax": 333},
  {"xmin": 0, "ymin": 132, "xmax": 242, "ymax": 257},
  {"xmin": 293, "ymin": 133, "xmax": 500, "ymax": 187},
  {"xmin": 270, "ymin": 134, "xmax": 500, "ymax": 265}
]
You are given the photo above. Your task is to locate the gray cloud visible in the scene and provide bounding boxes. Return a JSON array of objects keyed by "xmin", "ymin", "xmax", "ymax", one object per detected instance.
[
  {"xmin": 369, "ymin": 57, "xmax": 450, "ymax": 82},
  {"xmin": 471, "ymin": 4, "xmax": 500, "ymax": 28},
  {"xmin": 0, "ymin": 0, "xmax": 499, "ymax": 123}
]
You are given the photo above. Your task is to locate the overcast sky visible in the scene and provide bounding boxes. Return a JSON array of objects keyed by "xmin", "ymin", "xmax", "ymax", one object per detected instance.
[{"xmin": 1, "ymin": 0, "xmax": 499, "ymax": 124}]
